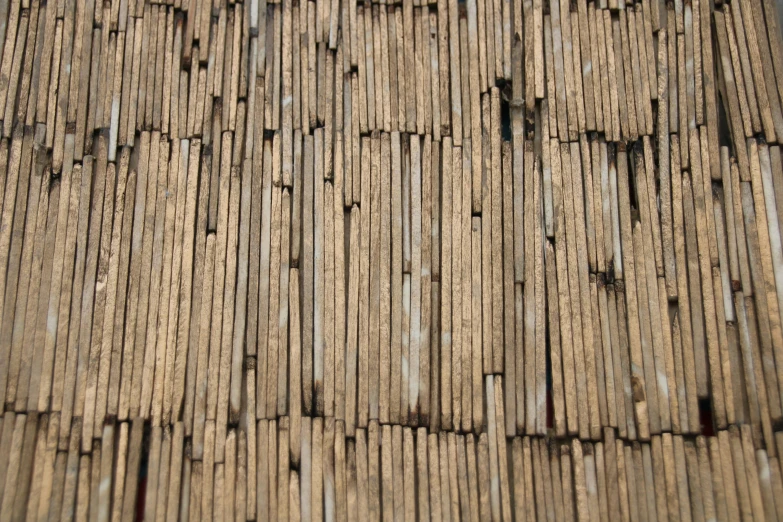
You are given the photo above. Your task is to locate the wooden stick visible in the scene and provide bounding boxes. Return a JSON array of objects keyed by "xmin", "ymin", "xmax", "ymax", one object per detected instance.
[{"xmin": 577, "ymin": 0, "xmax": 594, "ymax": 131}]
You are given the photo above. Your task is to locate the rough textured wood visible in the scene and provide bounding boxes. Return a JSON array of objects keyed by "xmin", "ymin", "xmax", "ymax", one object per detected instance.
[{"xmin": 0, "ymin": 0, "xmax": 776, "ymax": 516}]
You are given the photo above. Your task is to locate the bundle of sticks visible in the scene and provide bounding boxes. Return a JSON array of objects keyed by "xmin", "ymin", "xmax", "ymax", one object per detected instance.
[{"xmin": 0, "ymin": 0, "xmax": 782, "ymax": 518}]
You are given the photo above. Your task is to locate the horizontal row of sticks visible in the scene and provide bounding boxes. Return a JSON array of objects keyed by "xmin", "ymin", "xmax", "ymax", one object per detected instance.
[
  {"xmin": 3, "ymin": 126, "xmax": 783, "ymax": 451},
  {"xmin": 8, "ymin": 0, "xmax": 783, "ymax": 161},
  {"xmin": 2, "ymin": 379, "xmax": 783, "ymax": 522}
]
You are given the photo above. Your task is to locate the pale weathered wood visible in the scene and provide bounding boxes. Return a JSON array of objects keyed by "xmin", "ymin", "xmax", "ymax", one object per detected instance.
[{"xmin": 0, "ymin": 1, "xmax": 774, "ymax": 516}]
